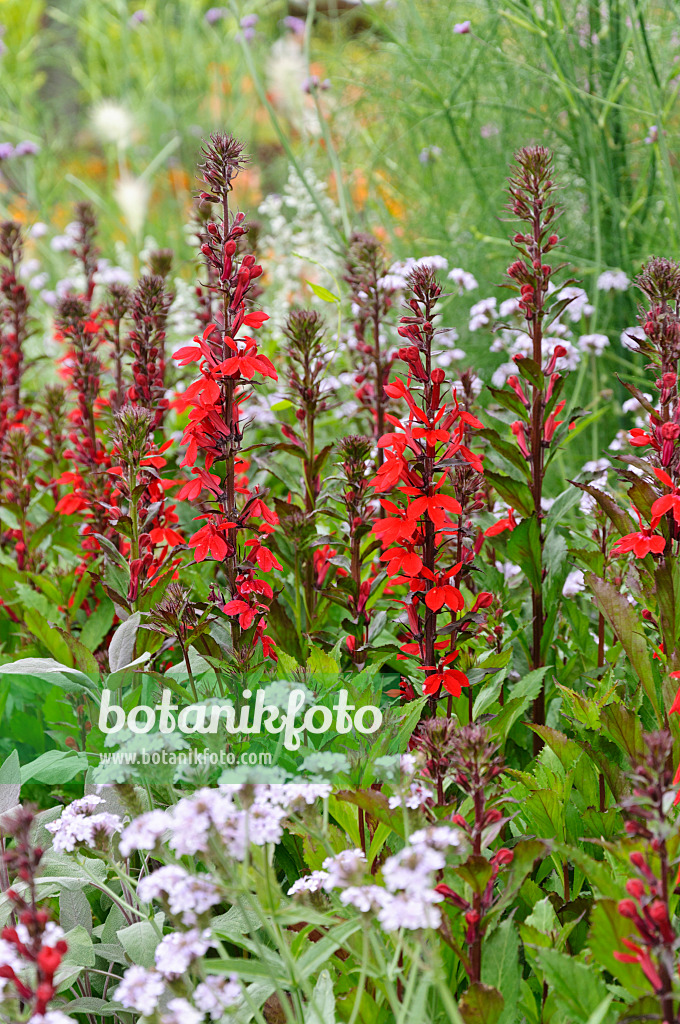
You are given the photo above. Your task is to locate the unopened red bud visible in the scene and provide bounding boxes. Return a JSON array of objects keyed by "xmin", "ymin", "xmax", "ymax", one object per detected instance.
[
  {"xmin": 431, "ymin": 368, "xmax": 445, "ymax": 384},
  {"xmin": 493, "ymin": 848, "xmax": 514, "ymax": 865},
  {"xmin": 548, "ymin": 234, "xmax": 558, "ymax": 245},
  {"xmin": 618, "ymin": 899, "xmax": 637, "ymax": 919},
  {"xmin": 465, "ymin": 910, "xmax": 480, "ymax": 926},
  {"xmin": 626, "ymin": 879, "xmax": 645, "ymax": 899}
]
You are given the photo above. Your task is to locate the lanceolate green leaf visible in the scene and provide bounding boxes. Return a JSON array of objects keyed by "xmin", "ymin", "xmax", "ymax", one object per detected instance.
[{"xmin": 585, "ymin": 572, "xmax": 661, "ymax": 721}]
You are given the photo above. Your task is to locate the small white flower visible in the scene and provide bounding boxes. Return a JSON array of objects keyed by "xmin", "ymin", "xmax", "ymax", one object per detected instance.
[
  {"xmin": 621, "ymin": 325, "xmax": 645, "ymax": 351},
  {"xmin": 383, "ymin": 845, "xmax": 445, "ymax": 893},
  {"xmin": 410, "ymin": 825, "xmax": 462, "ymax": 851},
  {"xmin": 114, "ymin": 966, "xmax": 165, "ymax": 1016},
  {"xmin": 416, "ymin": 254, "xmax": 448, "ymax": 272},
  {"xmin": 377, "ymin": 891, "xmax": 442, "ymax": 931},
  {"xmin": 119, "ymin": 809, "xmax": 172, "ymax": 857},
  {"xmin": 339, "ymin": 885, "xmax": 390, "ymax": 912},
  {"xmin": 578, "ymin": 333, "xmax": 609, "ymax": 355},
  {"xmin": 447, "ymin": 267, "xmax": 478, "ymax": 293},
  {"xmin": 91, "ymin": 101, "xmax": 135, "ymax": 148},
  {"xmin": 388, "ymin": 781, "xmax": 434, "ymax": 810},
  {"xmin": 161, "ymin": 998, "xmax": 203, "ymax": 1024},
  {"xmin": 597, "ymin": 269, "xmax": 630, "ymax": 292},
  {"xmin": 556, "ymin": 286, "xmax": 591, "ymax": 322},
  {"xmin": 194, "ymin": 974, "xmax": 243, "ymax": 1018},
  {"xmin": 288, "ymin": 871, "xmax": 329, "ymax": 895},
  {"xmin": 562, "ymin": 569, "xmax": 585, "ymax": 597},
  {"xmin": 322, "ymin": 849, "xmax": 367, "ymax": 889},
  {"xmin": 155, "ymin": 928, "xmax": 214, "ymax": 979}
]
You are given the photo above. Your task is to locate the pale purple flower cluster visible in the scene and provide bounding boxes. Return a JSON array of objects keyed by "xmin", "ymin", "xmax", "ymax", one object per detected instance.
[
  {"xmin": 137, "ymin": 864, "xmax": 221, "ymax": 924},
  {"xmin": 46, "ymin": 795, "xmax": 121, "ymax": 852},
  {"xmin": 154, "ymin": 928, "xmax": 214, "ymax": 978},
  {"xmin": 119, "ymin": 783, "xmax": 331, "ymax": 862},
  {"xmin": 289, "ymin": 825, "xmax": 462, "ymax": 933}
]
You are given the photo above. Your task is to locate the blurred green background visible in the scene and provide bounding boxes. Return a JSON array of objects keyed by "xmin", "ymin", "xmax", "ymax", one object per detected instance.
[{"xmin": 1, "ymin": 0, "xmax": 679, "ymax": 331}]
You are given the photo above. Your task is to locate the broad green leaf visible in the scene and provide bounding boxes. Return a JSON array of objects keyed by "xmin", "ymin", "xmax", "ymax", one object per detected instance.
[
  {"xmin": 459, "ymin": 983, "xmax": 504, "ymax": 1024},
  {"xmin": 506, "ymin": 517, "xmax": 542, "ymax": 591}
]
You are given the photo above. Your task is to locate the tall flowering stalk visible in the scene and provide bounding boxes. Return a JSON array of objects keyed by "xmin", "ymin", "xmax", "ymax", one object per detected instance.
[
  {"xmin": 127, "ymin": 274, "xmax": 172, "ymax": 427},
  {"xmin": 174, "ymin": 133, "xmax": 279, "ymax": 662},
  {"xmin": 614, "ymin": 732, "xmax": 680, "ymax": 1021},
  {"xmin": 0, "ymin": 222, "xmax": 30, "ymax": 434},
  {"xmin": 280, "ymin": 308, "xmax": 332, "ymax": 624},
  {"xmin": 0, "ymin": 807, "xmax": 70, "ymax": 1020},
  {"xmin": 484, "ymin": 148, "xmax": 570, "ymax": 749},
  {"xmin": 582, "ymin": 257, "xmax": 680, "ymax": 726},
  {"xmin": 336, "ymin": 434, "xmax": 375, "ymax": 666},
  {"xmin": 344, "ymin": 232, "xmax": 395, "ymax": 460},
  {"xmin": 433, "ymin": 724, "xmax": 513, "ymax": 985},
  {"xmin": 53, "ymin": 296, "xmax": 112, "ymax": 548},
  {"xmin": 370, "ymin": 264, "xmax": 485, "ymax": 710},
  {"xmin": 102, "ymin": 282, "xmax": 131, "ymax": 414},
  {"xmin": 70, "ymin": 201, "xmax": 99, "ymax": 306}
]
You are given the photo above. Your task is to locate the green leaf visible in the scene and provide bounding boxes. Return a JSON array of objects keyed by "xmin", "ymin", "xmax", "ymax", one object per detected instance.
[
  {"xmin": 117, "ymin": 916, "xmax": 163, "ymax": 968},
  {"xmin": 80, "ymin": 600, "xmax": 115, "ymax": 653},
  {"xmin": 535, "ymin": 947, "xmax": 612, "ymax": 1024},
  {"xmin": 506, "ymin": 517, "xmax": 542, "ymax": 590},
  {"xmin": 588, "ymin": 900, "xmax": 648, "ymax": 997},
  {"xmin": 21, "ymin": 750, "xmax": 89, "ymax": 785},
  {"xmin": 306, "ymin": 280, "xmax": 340, "ymax": 303},
  {"xmin": 108, "ymin": 612, "xmax": 141, "ymax": 673},
  {"xmin": 458, "ymin": 983, "xmax": 504, "ymax": 1024},
  {"xmin": 585, "ymin": 573, "xmax": 660, "ymax": 721},
  {"xmin": 0, "ymin": 750, "xmax": 20, "ymax": 815},
  {"xmin": 571, "ymin": 484, "xmax": 632, "ymax": 537},
  {"xmin": 304, "ymin": 969, "xmax": 336, "ymax": 1024},
  {"xmin": 481, "ymin": 920, "xmax": 520, "ymax": 1024},
  {"xmin": 485, "ymin": 470, "xmax": 534, "ymax": 519}
]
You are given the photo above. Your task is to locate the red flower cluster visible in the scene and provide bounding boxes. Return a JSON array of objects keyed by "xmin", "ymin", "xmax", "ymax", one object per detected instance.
[
  {"xmin": 0, "ymin": 808, "xmax": 69, "ymax": 1019},
  {"xmin": 370, "ymin": 264, "xmax": 485, "ymax": 702},
  {"xmin": 174, "ymin": 133, "xmax": 280, "ymax": 661}
]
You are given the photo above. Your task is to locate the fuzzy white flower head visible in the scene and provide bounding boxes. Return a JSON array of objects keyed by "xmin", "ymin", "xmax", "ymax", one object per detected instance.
[
  {"xmin": 376, "ymin": 890, "xmax": 442, "ymax": 932},
  {"xmin": 288, "ymin": 870, "xmax": 329, "ymax": 895},
  {"xmin": 416, "ymin": 254, "xmax": 448, "ymax": 272},
  {"xmin": 322, "ymin": 848, "xmax": 367, "ymax": 889},
  {"xmin": 622, "ymin": 393, "xmax": 653, "ymax": 415},
  {"xmin": 556, "ymin": 286, "xmax": 591, "ymax": 322},
  {"xmin": 469, "ymin": 296, "xmax": 497, "ymax": 331},
  {"xmin": 383, "ymin": 844, "xmax": 445, "ymax": 893},
  {"xmin": 448, "ymin": 267, "xmax": 478, "ymax": 293},
  {"xmin": 194, "ymin": 974, "xmax": 243, "ymax": 1018},
  {"xmin": 115, "ymin": 175, "xmax": 150, "ymax": 237},
  {"xmin": 155, "ymin": 928, "xmax": 214, "ymax": 979},
  {"xmin": 114, "ymin": 966, "xmax": 165, "ymax": 1016},
  {"xmin": 160, "ymin": 998, "xmax": 202, "ymax": 1024},
  {"xmin": 339, "ymin": 885, "xmax": 391, "ymax": 913},
  {"xmin": 388, "ymin": 781, "xmax": 434, "ymax": 810},
  {"xmin": 119, "ymin": 809, "xmax": 172, "ymax": 857},
  {"xmin": 377, "ymin": 272, "xmax": 408, "ymax": 292},
  {"xmin": 597, "ymin": 269, "xmax": 630, "ymax": 292},
  {"xmin": 578, "ymin": 333, "xmax": 609, "ymax": 355},
  {"xmin": 410, "ymin": 825, "xmax": 463, "ymax": 851},
  {"xmin": 562, "ymin": 569, "xmax": 585, "ymax": 597},
  {"xmin": 46, "ymin": 795, "xmax": 122, "ymax": 852},
  {"xmin": 621, "ymin": 325, "xmax": 645, "ymax": 351},
  {"xmin": 90, "ymin": 101, "xmax": 135, "ymax": 148}
]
